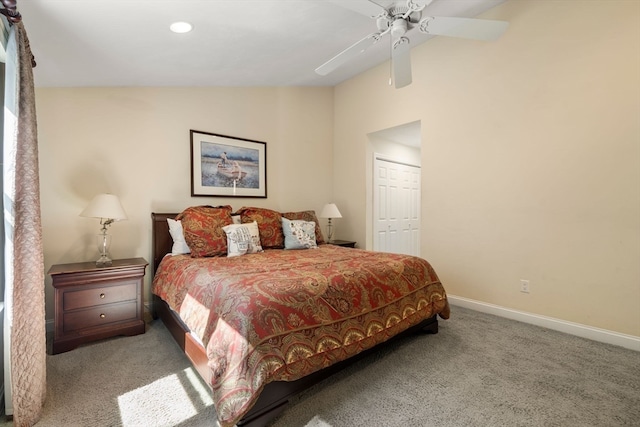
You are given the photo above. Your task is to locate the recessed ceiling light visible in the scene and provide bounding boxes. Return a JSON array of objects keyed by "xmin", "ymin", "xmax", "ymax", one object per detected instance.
[{"xmin": 170, "ymin": 22, "xmax": 193, "ymax": 34}]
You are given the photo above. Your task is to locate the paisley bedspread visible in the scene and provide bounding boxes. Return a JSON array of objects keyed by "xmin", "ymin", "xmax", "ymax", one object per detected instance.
[{"xmin": 152, "ymin": 244, "xmax": 449, "ymax": 427}]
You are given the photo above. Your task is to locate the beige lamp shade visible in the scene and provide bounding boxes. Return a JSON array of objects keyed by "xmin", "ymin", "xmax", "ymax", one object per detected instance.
[
  {"xmin": 319, "ymin": 203, "xmax": 342, "ymax": 219},
  {"xmin": 80, "ymin": 194, "xmax": 128, "ymax": 221}
]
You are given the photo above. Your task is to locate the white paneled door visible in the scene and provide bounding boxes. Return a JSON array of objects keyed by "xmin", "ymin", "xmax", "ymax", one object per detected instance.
[{"xmin": 373, "ymin": 155, "xmax": 421, "ymax": 256}]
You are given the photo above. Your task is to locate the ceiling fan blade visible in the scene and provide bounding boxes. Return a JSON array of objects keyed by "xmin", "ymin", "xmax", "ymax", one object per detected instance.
[
  {"xmin": 325, "ymin": 0, "xmax": 387, "ymax": 18},
  {"xmin": 419, "ymin": 16, "xmax": 509, "ymax": 41},
  {"xmin": 315, "ymin": 32, "xmax": 382, "ymax": 76},
  {"xmin": 392, "ymin": 37, "xmax": 412, "ymax": 89}
]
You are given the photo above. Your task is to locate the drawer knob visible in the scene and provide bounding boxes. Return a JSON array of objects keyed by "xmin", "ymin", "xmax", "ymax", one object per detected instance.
[
  {"xmin": 99, "ymin": 293, "xmax": 106, "ymax": 299},
  {"xmin": 100, "ymin": 313, "xmax": 106, "ymax": 319}
]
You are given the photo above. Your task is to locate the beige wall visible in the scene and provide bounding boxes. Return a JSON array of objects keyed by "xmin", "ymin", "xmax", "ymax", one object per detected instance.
[
  {"xmin": 333, "ymin": 1, "xmax": 640, "ymax": 336},
  {"xmin": 35, "ymin": 1, "xmax": 640, "ymax": 337},
  {"xmin": 37, "ymin": 87, "xmax": 334, "ymax": 318}
]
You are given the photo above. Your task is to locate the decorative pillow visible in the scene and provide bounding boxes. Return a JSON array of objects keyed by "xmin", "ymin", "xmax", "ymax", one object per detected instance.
[
  {"xmin": 236, "ymin": 207, "xmax": 284, "ymax": 249},
  {"xmin": 167, "ymin": 218, "xmax": 190, "ymax": 255},
  {"xmin": 281, "ymin": 210, "xmax": 325, "ymax": 244},
  {"xmin": 231, "ymin": 214, "xmax": 242, "ymax": 224},
  {"xmin": 177, "ymin": 205, "xmax": 233, "ymax": 257},
  {"xmin": 281, "ymin": 217, "xmax": 318, "ymax": 250},
  {"xmin": 222, "ymin": 221, "xmax": 263, "ymax": 257}
]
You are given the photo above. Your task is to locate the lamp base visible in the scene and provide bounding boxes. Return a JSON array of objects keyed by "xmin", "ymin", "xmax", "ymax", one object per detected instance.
[
  {"xmin": 326, "ymin": 218, "xmax": 334, "ymax": 242},
  {"xmin": 96, "ymin": 232, "xmax": 112, "ymax": 267},
  {"xmin": 96, "ymin": 255, "xmax": 112, "ymax": 267}
]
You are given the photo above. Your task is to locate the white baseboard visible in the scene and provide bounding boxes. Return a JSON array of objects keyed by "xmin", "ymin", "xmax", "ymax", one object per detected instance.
[{"xmin": 447, "ymin": 295, "xmax": 640, "ymax": 352}]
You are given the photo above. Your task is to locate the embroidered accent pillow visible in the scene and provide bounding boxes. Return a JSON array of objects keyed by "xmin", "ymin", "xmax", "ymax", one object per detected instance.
[
  {"xmin": 177, "ymin": 205, "xmax": 233, "ymax": 257},
  {"xmin": 167, "ymin": 218, "xmax": 190, "ymax": 255},
  {"xmin": 282, "ymin": 217, "xmax": 318, "ymax": 250},
  {"xmin": 236, "ymin": 206, "xmax": 284, "ymax": 249},
  {"xmin": 281, "ymin": 210, "xmax": 325, "ymax": 245},
  {"xmin": 222, "ymin": 221, "xmax": 263, "ymax": 257}
]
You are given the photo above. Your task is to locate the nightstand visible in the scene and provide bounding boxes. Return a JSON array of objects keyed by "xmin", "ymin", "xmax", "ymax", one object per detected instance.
[
  {"xmin": 49, "ymin": 257, "xmax": 148, "ymax": 354},
  {"xmin": 327, "ymin": 240, "xmax": 357, "ymax": 248}
]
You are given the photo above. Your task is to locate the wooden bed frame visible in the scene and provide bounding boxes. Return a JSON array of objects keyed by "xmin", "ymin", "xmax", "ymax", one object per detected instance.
[{"xmin": 150, "ymin": 212, "xmax": 439, "ymax": 427}]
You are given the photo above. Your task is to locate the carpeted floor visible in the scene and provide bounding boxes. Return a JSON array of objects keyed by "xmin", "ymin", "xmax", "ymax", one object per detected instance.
[{"xmin": 2, "ymin": 306, "xmax": 639, "ymax": 426}]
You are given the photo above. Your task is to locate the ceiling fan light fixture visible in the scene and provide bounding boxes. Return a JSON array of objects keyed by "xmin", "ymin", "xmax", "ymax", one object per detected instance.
[
  {"xmin": 391, "ymin": 18, "xmax": 408, "ymax": 38},
  {"xmin": 170, "ymin": 21, "xmax": 193, "ymax": 34},
  {"xmin": 376, "ymin": 16, "xmax": 390, "ymax": 31}
]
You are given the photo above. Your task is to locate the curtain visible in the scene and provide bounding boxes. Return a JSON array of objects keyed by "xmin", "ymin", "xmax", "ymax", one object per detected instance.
[{"xmin": 3, "ymin": 22, "xmax": 46, "ymax": 426}]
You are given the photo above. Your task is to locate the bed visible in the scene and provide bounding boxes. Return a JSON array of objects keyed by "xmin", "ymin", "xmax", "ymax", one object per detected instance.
[{"xmin": 150, "ymin": 208, "xmax": 450, "ymax": 427}]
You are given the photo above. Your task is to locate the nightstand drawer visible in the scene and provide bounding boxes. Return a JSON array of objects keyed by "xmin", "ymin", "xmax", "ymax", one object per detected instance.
[
  {"xmin": 63, "ymin": 281, "xmax": 137, "ymax": 311},
  {"xmin": 63, "ymin": 301, "xmax": 138, "ymax": 333}
]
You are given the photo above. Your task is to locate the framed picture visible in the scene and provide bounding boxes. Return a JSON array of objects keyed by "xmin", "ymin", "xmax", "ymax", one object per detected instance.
[{"xmin": 190, "ymin": 130, "xmax": 267, "ymax": 198}]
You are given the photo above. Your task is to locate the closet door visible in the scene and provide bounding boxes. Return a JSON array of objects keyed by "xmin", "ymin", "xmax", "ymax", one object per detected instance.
[{"xmin": 373, "ymin": 156, "xmax": 421, "ymax": 256}]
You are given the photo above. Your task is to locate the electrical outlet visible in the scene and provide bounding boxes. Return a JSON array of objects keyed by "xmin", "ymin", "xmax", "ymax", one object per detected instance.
[{"xmin": 520, "ymin": 279, "xmax": 530, "ymax": 293}]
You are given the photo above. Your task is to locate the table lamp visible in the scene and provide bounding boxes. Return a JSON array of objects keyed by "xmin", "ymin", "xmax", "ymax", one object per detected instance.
[
  {"xmin": 320, "ymin": 203, "xmax": 342, "ymax": 242},
  {"xmin": 80, "ymin": 193, "xmax": 128, "ymax": 266}
]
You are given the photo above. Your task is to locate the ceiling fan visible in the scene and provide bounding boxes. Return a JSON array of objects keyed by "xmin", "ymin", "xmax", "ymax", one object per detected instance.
[{"xmin": 316, "ymin": 0, "xmax": 509, "ymax": 88}]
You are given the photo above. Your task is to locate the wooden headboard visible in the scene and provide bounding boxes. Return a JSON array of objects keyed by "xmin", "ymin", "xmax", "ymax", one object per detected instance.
[{"xmin": 151, "ymin": 212, "xmax": 178, "ymax": 277}]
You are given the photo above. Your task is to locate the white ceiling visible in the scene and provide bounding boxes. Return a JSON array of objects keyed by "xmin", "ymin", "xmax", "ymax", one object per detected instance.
[{"xmin": 16, "ymin": 0, "xmax": 506, "ymax": 88}]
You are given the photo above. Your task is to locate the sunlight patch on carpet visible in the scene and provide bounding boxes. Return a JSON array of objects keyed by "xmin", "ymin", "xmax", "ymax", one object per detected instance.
[
  {"xmin": 117, "ymin": 368, "xmax": 214, "ymax": 426},
  {"xmin": 184, "ymin": 366, "xmax": 215, "ymax": 406},
  {"xmin": 305, "ymin": 415, "xmax": 334, "ymax": 426}
]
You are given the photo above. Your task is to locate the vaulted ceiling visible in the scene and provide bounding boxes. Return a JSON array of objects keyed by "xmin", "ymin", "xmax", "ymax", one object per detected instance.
[{"xmin": 17, "ymin": 0, "xmax": 506, "ymax": 88}]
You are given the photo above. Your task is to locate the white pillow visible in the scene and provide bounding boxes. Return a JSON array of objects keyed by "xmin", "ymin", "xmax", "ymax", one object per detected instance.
[
  {"xmin": 222, "ymin": 221, "xmax": 263, "ymax": 257},
  {"xmin": 281, "ymin": 217, "xmax": 317, "ymax": 250},
  {"xmin": 167, "ymin": 218, "xmax": 191, "ymax": 255}
]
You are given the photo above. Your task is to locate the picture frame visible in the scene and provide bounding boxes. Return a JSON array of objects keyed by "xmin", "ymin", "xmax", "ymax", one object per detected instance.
[{"xmin": 190, "ymin": 130, "xmax": 267, "ymax": 198}]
